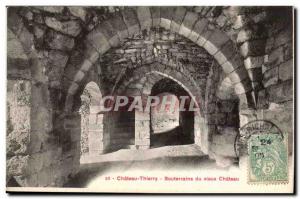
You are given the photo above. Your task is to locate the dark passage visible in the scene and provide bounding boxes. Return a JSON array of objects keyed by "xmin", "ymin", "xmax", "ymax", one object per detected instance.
[{"xmin": 150, "ymin": 126, "xmax": 194, "ymax": 148}]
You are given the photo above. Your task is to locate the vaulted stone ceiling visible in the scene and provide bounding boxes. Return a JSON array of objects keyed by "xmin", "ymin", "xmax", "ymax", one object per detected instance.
[
  {"xmin": 151, "ymin": 78, "xmax": 189, "ymax": 97},
  {"xmin": 98, "ymin": 27, "xmax": 217, "ymax": 98}
]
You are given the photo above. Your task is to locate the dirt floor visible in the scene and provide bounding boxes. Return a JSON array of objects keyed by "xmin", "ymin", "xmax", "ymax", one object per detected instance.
[{"xmin": 66, "ymin": 144, "xmax": 238, "ymax": 188}]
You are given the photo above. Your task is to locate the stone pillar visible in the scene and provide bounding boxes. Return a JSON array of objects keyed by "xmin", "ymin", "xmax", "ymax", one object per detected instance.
[
  {"xmin": 135, "ymin": 110, "xmax": 150, "ymax": 149},
  {"xmin": 7, "ymin": 80, "xmax": 31, "ymax": 186},
  {"xmin": 63, "ymin": 112, "xmax": 81, "ymax": 177},
  {"xmin": 194, "ymin": 113, "xmax": 202, "ymax": 145},
  {"xmin": 199, "ymin": 115, "xmax": 209, "ymax": 154},
  {"xmin": 88, "ymin": 107, "xmax": 105, "ymax": 155}
]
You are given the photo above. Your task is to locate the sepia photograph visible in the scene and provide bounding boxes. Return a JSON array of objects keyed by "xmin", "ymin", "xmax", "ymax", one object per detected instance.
[{"xmin": 5, "ymin": 4, "xmax": 295, "ymax": 194}]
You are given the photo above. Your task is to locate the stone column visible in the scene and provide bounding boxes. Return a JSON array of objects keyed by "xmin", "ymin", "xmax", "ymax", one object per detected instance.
[
  {"xmin": 194, "ymin": 113, "xmax": 202, "ymax": 145},
  {"xmin": 61, "ymin": 112, "xmax": 81, "ymax": 184},
  {"xmin": 198, "ymin": 115, "xmax": 209, "ymax": 154},
  {"xmin": 88, "ymin": 106, "xmax": 105, "ymax": 156},
  {"xmin": 135, "ymin": 110, "xmax": 150, "ymax": 149}
]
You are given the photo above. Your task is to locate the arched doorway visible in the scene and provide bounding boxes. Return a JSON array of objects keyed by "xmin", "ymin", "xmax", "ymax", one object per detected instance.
[
  {"xmin": 125, "ymin": 70, "xmax": 202, "ymax": 150},
  {"xmin": 79, "ymin": 82, "xmax": 106, "ymax": 163},
  {"xmin": 149, "ymin": 79, "xmax": 195, "ymax": 148}
]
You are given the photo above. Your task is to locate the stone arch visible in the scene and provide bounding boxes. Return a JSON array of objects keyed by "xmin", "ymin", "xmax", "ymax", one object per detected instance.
[
  {"xmin": 64, "ymin": 6, "xmax": 254, "ymax": 113},
  {"xmin": 116, "ymin": 63, "xmax": 202, "ymax": 113},
  {"xmin": 149, "ymin": 80, "xmax": 196, "ymax": 148},
  {"xmin": 79, "ymin": 81, "xmax": 107, "ymax": 163},
  {"xmin": 114, "ymin": 63, "xmax": 207, "ymax": 152}
]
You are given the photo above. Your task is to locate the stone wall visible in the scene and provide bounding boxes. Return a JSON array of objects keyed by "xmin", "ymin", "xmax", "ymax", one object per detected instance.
[
  {"xmin": 240, "ymin": 7, "xmax": 294, "ymax": 155},
  {"xmin": 7, "ymin": 80, "xmax": 31, "ymax": 186},
  {"xmin": 6, "ymin": 6, "xmax": 293, "ymax": 187},
  {"xmin": 104, "ymin": 111, "xmax": 135, "ymax": 151},
  {"xmin": 150, "ymin": 94, "xmax": 180, "ymax": 133},
  {"xmin": 204, "ymin": 61, "xmax": 237, "ymax": 160}
]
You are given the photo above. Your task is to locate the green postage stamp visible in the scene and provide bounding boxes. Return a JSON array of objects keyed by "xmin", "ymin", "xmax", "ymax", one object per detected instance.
[{"xmin": 246, "ymin": 121, "xmax": 288, "ymax": 184}]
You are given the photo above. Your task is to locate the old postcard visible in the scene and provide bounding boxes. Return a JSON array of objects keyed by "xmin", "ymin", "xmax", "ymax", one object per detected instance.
[{"xmin": 6, "ymin": 6, "xmax": 294, "ymax": 193}]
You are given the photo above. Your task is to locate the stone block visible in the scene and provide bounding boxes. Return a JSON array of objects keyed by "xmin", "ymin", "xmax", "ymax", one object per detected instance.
[
  {"xmin": 188, "ymin": 18, "xmax": 208, "ymax": 42},
  {"xmin": 150, "ymin": 7, "xmax": 160, "ymax": 27},
  {"xmin": 268, "ymin": 46, "xmax": 284, "ymax": 67},
  {"xmin": 109, "ymin": 14, "xmax": 129, "ymax": 41},
  {"xmin": 7, "ymin": 130, "xmax": 30, "ymax": 156},
  {"xmin": 7, "ymin": 155, "xmax": 29, "ymax": 176},
  {"xmin": 279, "ymin": 59, "xmax": 293, "ymax": 81},
  {"xmin": 234, "ymin": 79, "xmax": 252, "ymax": 95},
  {"xmin": 45, "ymin": 17, "xmax": 81, "ymax": 37},
  {"xmin": 206, "ymin": 29, "xmax": 230, "ymax": 50},
  {"xmin": 203, "ymin": 40, "xmax": 219, "ymax": 55},
  {"xmin": 68, "ymin": 7, "xmax": 87, "ymax": 22},
  {"xmin": 267, "ymin": 80, "xmax": 293, "ymax": 103},
  {"xmin": 136, "ymin": 7, "xmax": 152, "ymax": 30},
  {"xmin": 179, "ymin": 11, "xmax": 198, "ymax": 37},
  {"xmin": 45, "ymin": 30, "xmax": 74, "ymax": 51},
  {"xmin": 221, "ymin": 54, "xmax": 243, "ymax": 74},
  {"xmin": 283, "ymin": 41, "xmax": 293, "ymax": 61},
  {"xmin": 67, "ymin": 82, "xmax": 79, "ymax": 95},
  {"xmin": 237, "ymin": 29, "xmax": 251, "ymax": 43},
  {"xmin": 262, "ymin": 66, "xmax": 278, "ymax": 88},
  {"xmin": 65, "ymin": 47, "xmax": 83, "ymax": 69},
  {"xmin": 98, "ymin": 21, "xmax": 120, "ymax": 47},
  {"xmin": 196, "ymin": 35, "xmax": 207, "ymax": 46},
  {"xmin": 216, "ymin": 14, "xmax": 228, "ymax": 27},
  {"xmin": 80, "ymin": 59, "xmax": 93, "ymax": 72},
  {"xmin": 227, "ymin": 66, "xmax": 248, "ymax": 84},
  {"xmin": 37, "ymin": 6, "xmax": 64, "ymax": 13},
  {"xmin": 240, "ymin": 39, "xmax": 266, "ymax": 57},
  {"xmin": 73, "ymin": 70, "xmax": 85, "ymax": 83},
  {"xmin": 214, "ymin": 41, "xmax": 236, "ymax": 65},
  {"xmin": 265, "ymin": 36, "xmax": 275, "ymax": 53},
  {"xmin": 89, "ymin": 130, "xmax": 104, "ymax": 143},
  {"xmin": 257, "ymin": 89, "xmax": 268, "ymax": 109},
  {"xmin": 89, "ymin": 141, "xmax": 104, "ymax": 152},
  {"xmin": 247, "ymin": 67, "xmax": 262, "ymax": 82},
  {"xmin": 274, "ymin": 28, "xmax": 292, "ymax": 48},
  {"xmin": 122, "ymin": 8, "xmax": 140, "ymax": 36},
  {"xmin": 160, "ymin": 7, "xmax": 175, "ymax": 29},
  {"xmin": 135, "ymin": 110, "xmax": 150, "ymax": 120},
  {"xmin": 170, "ymin": 7, "xmax": 187, "ymax": 32},
  {"xmin": 87, "ymin": 28, "xmax": 111, "ymax": 55},
  {"xmin": 136, "ymin": 120, "xmax": 150, "ymax": 129},
  {"xmin": 239, "ymin": 111, "xmax": 256, "ymax": 129},
  {"xmin": 244, "ymin": 56, "xmax": 264, "ymax": 69}
]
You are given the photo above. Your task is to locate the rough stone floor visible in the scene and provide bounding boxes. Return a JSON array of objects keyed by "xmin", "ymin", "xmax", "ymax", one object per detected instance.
[
  {"xmin": 80, "ymin": 144, "xmax": 204, "ymax": 164},
  {"xmin": 66, "ymin": 144, "xmax": 237, "ymax": 188}
]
